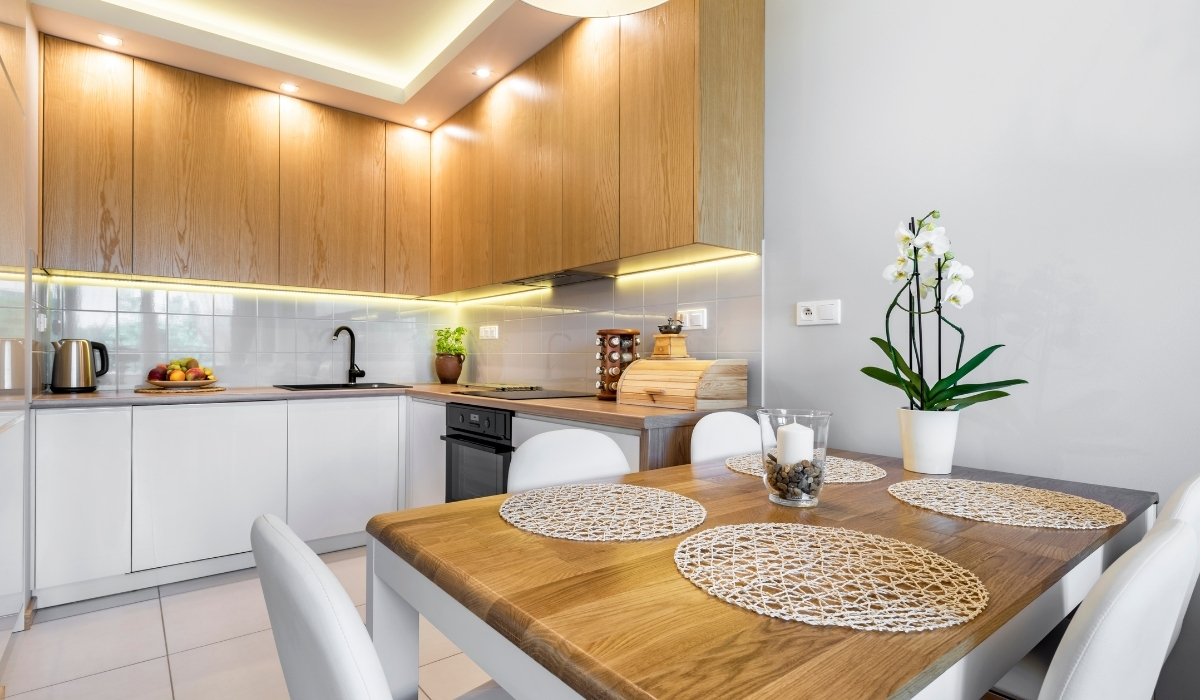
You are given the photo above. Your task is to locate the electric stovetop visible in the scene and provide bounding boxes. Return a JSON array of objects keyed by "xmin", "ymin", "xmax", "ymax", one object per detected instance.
[{"xmin": 450, "ymin": 389, "xmax": 596, "ymax": 401}]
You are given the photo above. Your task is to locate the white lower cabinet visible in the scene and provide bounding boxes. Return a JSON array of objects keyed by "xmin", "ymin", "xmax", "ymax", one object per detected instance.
[
  {"xmin": 36, "ymin": 407, "xmax": 132, "ymax": 589},
  {"xmin": 408, "ymin": 399, "xmax": 446, "ymax": 508},
  {"xmin": 132, "ymin": 402, "xmax": 287, "ymax": 571},
  {"xmin": 1, "ymin": 411, "xmax": 25, "ymax": 605},
  {"xmin": 287, "ymin": 397, "xmax": 399, "ymax": 541}
]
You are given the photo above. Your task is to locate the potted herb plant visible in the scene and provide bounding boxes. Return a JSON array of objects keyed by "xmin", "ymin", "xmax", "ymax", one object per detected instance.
[
  {"xmin": 860, "ymin": 211, "xmax": 1027, "ymax": 473},
  {"xmin": 434, "ymin": 326, "xmax": 468, "ymax": 385}
]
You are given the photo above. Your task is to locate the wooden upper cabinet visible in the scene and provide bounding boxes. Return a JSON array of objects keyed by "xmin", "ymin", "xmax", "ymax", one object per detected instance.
[
  {"xmin": 42, "ymin": 36, "xmax": 133, "ymax": 273},
  {"xmin": 385, "ymin": 124, "xmax": 431, "ymax": 296},
  {"xmin": 431, "ymin": 93, "xmax": 493, "ymax": 296},
  {"xmin": 133, "ymin": 61, "xmax": 280, "ymax": 284},
  {"xmin": 0, "ymin": 23, "xmax": 24, "ymax": 268},
  {"xmin": 279, "ymin": 97, "xmax": 385, "ymax": 293},
  {"xmin": 491, "ymin": 37, "xmax": 564, "ymax": 283},
  {"xmin": 561, "ymin": 19, "xmax": 619, "ymax": 270}
]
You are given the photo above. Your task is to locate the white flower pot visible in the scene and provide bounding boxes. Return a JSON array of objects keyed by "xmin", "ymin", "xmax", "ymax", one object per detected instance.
[{"xmin": 897, "ymin": 408, "xmax": 959, "ymax": 474}]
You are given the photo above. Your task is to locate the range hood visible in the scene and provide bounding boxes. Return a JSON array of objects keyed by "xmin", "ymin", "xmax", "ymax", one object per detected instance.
[{"xmin": 503, "ymin": 270, "xmax": 613, "ymax": 288}]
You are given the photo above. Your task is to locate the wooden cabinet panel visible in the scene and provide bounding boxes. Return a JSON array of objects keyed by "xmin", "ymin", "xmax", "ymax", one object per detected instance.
[
  {"xmin": 562, "ymin": 19, "xmax": 619, "ymax": 270},
  {"xmin": 42, "ymin": 36, "xmax": 133, "ymax": 273},
  {"xmin": 0, "ymin": 23, "xmax": 23, "ymax": 268},
  {"xmin": 280, "ymin": 97, "xmax": 385, "ymax": 292},
  {"xmin": 385, "ymin": 124, "xmax": 431, "ymax": 296},
  {"xmin": 431, "ymin": 94, "xmax": 492, "ymax": 295},
  {"xmin": 491, "ymin": 37, "xmax": 563, "ymax": 283},
  {"xmin": 133, "ymin": 61, "xmax": 279, "ymax": 284},
  {"xmin": 619, "ymin": 0, "xmax": 697, "ymax": 258}
]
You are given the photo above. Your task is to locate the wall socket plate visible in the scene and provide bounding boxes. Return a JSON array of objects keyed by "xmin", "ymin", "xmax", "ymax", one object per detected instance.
[
  {"xmin": 479, "ymin": 325, "xmax": 499, "ymax": 339},
  {"xmin": 678, "ymin": 309, "xmax": 707, "ymax": 330},
  {"xmin": 796, "ymin": 300, "xmax": 841, "ymax": 326}
]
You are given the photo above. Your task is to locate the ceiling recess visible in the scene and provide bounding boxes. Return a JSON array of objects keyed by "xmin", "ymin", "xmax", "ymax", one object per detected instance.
[{"xmin": 520, "ymin": 0, "xmax": 668, "ymax": 18}]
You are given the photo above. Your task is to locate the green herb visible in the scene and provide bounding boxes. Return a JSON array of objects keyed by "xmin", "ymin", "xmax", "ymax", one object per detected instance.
[{"xmin": 435, "ymin": 326, "xmax": 467, "ymax": 355}]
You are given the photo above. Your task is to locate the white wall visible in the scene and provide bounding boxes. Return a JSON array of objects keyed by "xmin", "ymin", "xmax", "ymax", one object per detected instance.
[{"xmin": 763, "ymin": 1, "xmax": 1200, "ymax": 697}]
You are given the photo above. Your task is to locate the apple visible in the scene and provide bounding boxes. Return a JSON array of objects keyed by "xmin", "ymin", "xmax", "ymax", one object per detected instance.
[
  {"xmin": 185, "ymin": 367, "xmax": 207, "ymax": 381},
  {"xmin": 168, "ymin": 369, "xmax": 186, "ymax": 381},
  {"xmin": 155, "ymin": 363, "xmax": 168, "ymax": 370},
  {"xmin": 147, "ymin": 367, "xmax": 167, "ymax": 381}
]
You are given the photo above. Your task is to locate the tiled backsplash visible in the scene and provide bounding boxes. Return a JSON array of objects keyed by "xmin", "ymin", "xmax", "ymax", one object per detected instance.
[
  {"xmin": 457, "ymin": 255, "xmax": 764, "ymax": 405},
  {"xmin": 3, "ymin": 256, "xmax": 762, "ymax": 401}
]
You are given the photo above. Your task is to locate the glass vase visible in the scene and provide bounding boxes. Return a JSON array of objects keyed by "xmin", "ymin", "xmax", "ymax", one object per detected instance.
[{"xmin": 756, "ymin": 409, "xmax": 832, "ymax": 507}]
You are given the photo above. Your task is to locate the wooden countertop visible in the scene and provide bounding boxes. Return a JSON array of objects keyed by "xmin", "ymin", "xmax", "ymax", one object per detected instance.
[
  {"xmin": 30, "ymin": 383, "xmax": 744, "ymax": 430},
  {"xmin": 367, "ymin": 450, "xmax": 1157, "ymax": 700}
]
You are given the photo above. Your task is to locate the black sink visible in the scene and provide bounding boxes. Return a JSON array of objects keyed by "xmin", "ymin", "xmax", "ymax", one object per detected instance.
[{"xmin": 274, "ymin": 383, "xmax": 411, "ymax": 391}]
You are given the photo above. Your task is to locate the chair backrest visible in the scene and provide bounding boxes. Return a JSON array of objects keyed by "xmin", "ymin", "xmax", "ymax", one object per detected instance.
[
  {"xmin": 1153, "ymin": 472, "xmax": 1200, "ymax": 654},
  {"xmin": 507, "ymin": 429, "xmax": 629, "ymax": 493},
  {"xmin": 690, "ymin": 412, "xmax": 762, "ymax": 464},
  {"xmin": 1038, "ymin": 519, "xmax": 1197, "ymax": 700},
  {"xmin": 251, "ymin": 514, "xmax": 391, "ymax": 700}
]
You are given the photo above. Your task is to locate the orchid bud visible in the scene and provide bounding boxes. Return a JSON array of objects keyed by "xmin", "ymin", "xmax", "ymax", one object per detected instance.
[
  {"xmin": 931, "ymin": 210, "xmax": 941, "ymax": 219},
  {"xmin": 943, "ymin": 251, "xmax": 955, "ymax": 260}
]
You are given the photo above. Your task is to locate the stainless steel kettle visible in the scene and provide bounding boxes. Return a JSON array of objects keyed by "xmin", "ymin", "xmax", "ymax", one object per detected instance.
[{"xmin": 51, "ymin": 339, "xmax": 109, "ymax": 393}]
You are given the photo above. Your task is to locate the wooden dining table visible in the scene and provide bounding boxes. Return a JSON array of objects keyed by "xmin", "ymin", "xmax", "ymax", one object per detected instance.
[{"xmin": 365, "ymin": 450, "xmax": 1156, "ymax": 700}]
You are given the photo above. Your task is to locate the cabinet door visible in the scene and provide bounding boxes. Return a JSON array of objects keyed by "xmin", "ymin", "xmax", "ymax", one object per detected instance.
[
  {"xmin": 133, "ymin": 61, "xmax": 280, "ymax": 284},
  {"xmin": 408, "ymin": 399, "xmax": 446, "ymax": 508},
  {"xmin": 619, "ymin": 0, "xmax": 697, "ymax": 257},
  {"xmin": 0, "ymin": 23, "xmax": 23, "ymax": 268},
  {"xmin": 287, "ymin": 397, "xmax": 399, "ymax": 541},
  {"xmin": 562, "ymin": 18, "xmax": 620, "ymax": 270},
  {"xmin": 41, "ymin": 36, "xmax": 133, "ymax": 273},
  {"xmin": 36, "ymin": 407, "xmax": 132, "ymax": 589},
  {"xmin": 132, "ymin": 402, "xmax": 287, "ymax": 570},
  {"xmin": 491, "ymin": 38, "xmax": 563, "ymax": 283},
  {"xmin": 430, "ymin": 94, "xmax": 493, "ymax": 295},
  {"xmin": 280, "ymin": 97, "xmax": 385, "ymax": 293},
  {"xmin": 385, "ymin": 124, "xmax": 431, "ymax": 296},
  {"xmin": 0, "ymin": 411, "xmax": 23, "ymax": 604}
]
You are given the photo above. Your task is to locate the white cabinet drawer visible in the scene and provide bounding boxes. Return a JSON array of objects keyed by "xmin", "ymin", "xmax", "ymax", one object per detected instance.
[
  {"xmin": 36, "ymin": 407, "xmax": 132, "ymax": 589},
  {"xmin": 132, "ymin": 402, "xmax": 287, "ymax": 570},
  {"xmin": 287, "ymin": 397, "xmax": 400, "ymax": 541}
]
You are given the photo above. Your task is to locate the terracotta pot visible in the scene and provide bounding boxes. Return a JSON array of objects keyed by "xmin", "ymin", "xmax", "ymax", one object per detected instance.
[
  {"xmin": 896, "ymin": 408, "xmax": 959, "ymax": 474},
  {"xmin": 435, "ymin": 353, "xmax": 465, "ymax": 384}
]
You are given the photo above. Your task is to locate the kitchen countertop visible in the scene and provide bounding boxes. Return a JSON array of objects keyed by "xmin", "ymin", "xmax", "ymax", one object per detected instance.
[{"xmin": 32, "ymin": 383, "xmax": 753, "ymax": 430}]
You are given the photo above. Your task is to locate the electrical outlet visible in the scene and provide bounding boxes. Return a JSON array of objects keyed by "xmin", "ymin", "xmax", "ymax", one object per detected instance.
[
  {"xmin": 479, "ymin": 325, "xmax": 499, "ymax": 339},
  {"xmin": 679, "ymin": 309, "xmax": 707, "ymax": 330},
  {"xmin": 796, "ymin": 300, "xmax": 841, "ymax": 326}
]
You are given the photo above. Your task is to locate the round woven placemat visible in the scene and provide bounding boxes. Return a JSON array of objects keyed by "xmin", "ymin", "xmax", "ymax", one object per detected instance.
[
  {"xmin": 499, "ymin": 483, "xmax": 706, "ymax": 541},
  {"xmin": 888, "ymin": 479, "xmax": 1126, "ymax": 530},
  {"xmin": 724, "ymin": 453, "xmax": 886, "ymax": 483},
  {"xmin": 674, "ymin": 523, "xmax": 988, "ymax": 632}
]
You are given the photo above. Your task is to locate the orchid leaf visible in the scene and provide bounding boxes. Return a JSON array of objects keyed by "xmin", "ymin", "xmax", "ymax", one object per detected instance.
[
  {"xmin": 927, "ymin": 344, "xmax": 1005, "ymax": 398},
  {"xmin": 927, "ymin": 379, "xmax": 1028, "ymax": 404},
  {"xmin": 861, "ymin": 366, "xmax": 918, "ymax": 396},
  {"xmin": 869, "ymin": 337, "xmax": 928, "ymax": 396},
  {"xmin": 946, "ymin": 390, "xmax": 1010, "ymax": 410}
]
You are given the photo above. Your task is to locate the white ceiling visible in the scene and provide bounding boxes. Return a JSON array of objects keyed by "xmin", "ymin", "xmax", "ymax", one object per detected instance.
[{"xmin": 31, "ymin": 0, "xmax": 578, "ymax": 129}]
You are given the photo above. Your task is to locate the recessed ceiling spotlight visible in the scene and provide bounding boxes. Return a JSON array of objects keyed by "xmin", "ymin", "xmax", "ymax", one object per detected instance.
[
  {"xmin": 414, "ymin": 118, "xmax": 429, "ymax": 127},
  {"xmin": 472, "ymin": 68, "xmax": 491, "ymax": 78},
  {"xmin": 280, "ymin": 83, "xmax": 300, "ymax": 93},
  {"xmin": 98, "ymin": 34, "xmax": 123, "ymax": 47}
]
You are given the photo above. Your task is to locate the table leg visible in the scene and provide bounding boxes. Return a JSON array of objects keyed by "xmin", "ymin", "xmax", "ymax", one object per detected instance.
[{"xmin": 367, "ymin": 538, "xmax": 419, "ymax": 700}]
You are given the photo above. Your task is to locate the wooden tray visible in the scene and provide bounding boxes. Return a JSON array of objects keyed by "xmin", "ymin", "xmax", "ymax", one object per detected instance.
[{"xmin": 145, "ymin": 378, "xmax": 217, "ymax": 389}]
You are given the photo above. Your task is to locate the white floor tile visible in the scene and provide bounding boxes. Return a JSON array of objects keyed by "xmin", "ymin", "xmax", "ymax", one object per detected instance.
[
  {"xmin": 160, "ymin": 575, "xmax": 272, "ymax": 654},
  {"xmin": 0, "ymin": 600, "xmax": 166, "ymax": 696},
  {"xmin": 419, "ymin": 653, "xmax": 492, "ymax": 700},
  {"xmin": 320, "ymin": 547, "xmax": 367, "ymax": 606},
  {"xmin": 8, "ymin": 657, "xmax": 172, "ymax": 700},
  {"xmin": 168, "ymin": 629, "xmax": 288, "ymax": 700},
  {"xmin": 419, "ymin": 615, "xmax": 461, "ymax": 667}
]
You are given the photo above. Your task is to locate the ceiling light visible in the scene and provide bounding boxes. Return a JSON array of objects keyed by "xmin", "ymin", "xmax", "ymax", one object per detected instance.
[
  {"xmin": 98, "ymin": 34, "xmax": 123, "ymax": 47},
  {"xmin": 280, "ymin": 83, "xmax": 300, "ymax": 93},
  {"xmin": 520, "ymin": 0, "xmax": 669, "ymax": 17},
  {"xmin": 414, "ymin": 118, "xmax": 429, "ymax": 127},
  {"xmin": 472, "ymin": 68, "xmax": 491, "ymax": 78}
]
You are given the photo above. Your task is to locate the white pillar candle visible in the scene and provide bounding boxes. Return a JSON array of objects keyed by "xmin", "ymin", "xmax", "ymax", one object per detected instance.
[{"xmin": 776, "ymin": 423, "xmax": 814, "ymax": 465}]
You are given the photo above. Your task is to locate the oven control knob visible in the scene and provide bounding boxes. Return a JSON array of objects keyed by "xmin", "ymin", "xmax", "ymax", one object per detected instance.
[
  {"xmin": 484, "ymin": 418, "xmax": 491, "ymax": 428},
  {"xmin": 458, "ymin": 415, "xmax": 465, "ymax": 424},
  {"xmin": 595, "ymin": 366, "xmax": 603, "ymax": 374},
  {"xmin": 607, "ymin": 366, "xmax": 622, "ymax": 377}
]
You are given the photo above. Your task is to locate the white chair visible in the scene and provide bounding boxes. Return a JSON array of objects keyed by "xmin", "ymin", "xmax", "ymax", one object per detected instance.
[
  {"xmin": 507, "ymin": 429, "xmax": 629, "ymax": 492},
  {"xmin": 252, "ymin": 515, "xmax": 512, "ymax": 700},
  {"xmin": 689, "ymin": 411, "xmax": 762, "ymax": 464},
  {"xmin": 994, "ymin": 474, "xmax": 1200, "ymax": 699},
  {"xmin": 1038, "ymin": 519, "xmax": 1196, "ymax": 700}
]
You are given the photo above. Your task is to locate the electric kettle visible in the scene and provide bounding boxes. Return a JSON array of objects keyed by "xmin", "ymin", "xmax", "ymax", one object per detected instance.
[{"xmin": 51, "ymin": 339, "xmax": 109, "ymax": 393}]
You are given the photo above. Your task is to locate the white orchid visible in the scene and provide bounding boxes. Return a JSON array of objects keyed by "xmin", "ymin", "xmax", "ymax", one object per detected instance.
[
  {"xmin": 943, "ymin": 282, "xmax": 974, "ymax": 308},
  {"xmin": 883, "ymin": 261, "xmax": 911, "ymax": 283},
  {"xmin": 894, "ymin": 223, "xmax": 915, "ymax": 246},
  {"xmin": 944, "ymin": 260, "xmax": 974, "ymax": 286},
  {"xmin": 917, "ymin": 275, "xmax": 939, "ymax": 300},
  {"xmin": 914, "ymin": 226, "xmax": 950, "ymax": 258}
]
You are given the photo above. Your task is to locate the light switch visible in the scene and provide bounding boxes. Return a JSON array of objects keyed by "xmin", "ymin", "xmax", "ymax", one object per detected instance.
[
  {"xmin": 679, "ymin": 309, "xmax": 708, "ymax": 330},
  {"xmin": 796, "ymin": 300, "xmax": 841, "ymax": 326},
  {"xmin": 480, "ymin": 325, "xmax": 499, "ymax": 339}
]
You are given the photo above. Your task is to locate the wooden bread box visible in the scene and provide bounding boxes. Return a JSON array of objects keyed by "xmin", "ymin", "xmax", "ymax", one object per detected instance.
[{"xmin": 616, "ymin": 359, "xmax": 748, "ymax": 411}]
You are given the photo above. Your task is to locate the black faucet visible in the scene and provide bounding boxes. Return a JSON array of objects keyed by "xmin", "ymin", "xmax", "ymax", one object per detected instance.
[{"xmin": 333, "ymin": 326, "xmax": 366, "ymax": 384}]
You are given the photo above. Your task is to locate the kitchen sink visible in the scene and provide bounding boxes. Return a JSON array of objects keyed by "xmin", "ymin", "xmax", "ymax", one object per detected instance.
[{"xmin": 273, "ymin": 383, "xmax": 411, "ymax": 391}]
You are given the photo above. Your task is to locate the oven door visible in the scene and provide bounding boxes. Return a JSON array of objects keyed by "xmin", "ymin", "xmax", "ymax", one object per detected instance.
[{"xmin": 442, "ymin": 434, "xmax": 513, "ymax": 502}]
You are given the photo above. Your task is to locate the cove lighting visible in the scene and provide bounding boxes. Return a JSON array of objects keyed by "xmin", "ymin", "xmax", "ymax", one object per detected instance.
[
  {"xmin": 414, "ymin": 118, "xmax": 429, "ymax": 127},
  {"xmin": 280, "ymin": 82, "xmax": 300, "ymax": 93},
  {"xmin": 472, "ymin": 67, "xmax": 492, "ymax": 78},
  {"xmin": 98, "ymin": 34, "xmax": 123, "ymax": 46},
  {"xmin": 521, "ymin": 0, "xmax": 669, "ymax": 17}
]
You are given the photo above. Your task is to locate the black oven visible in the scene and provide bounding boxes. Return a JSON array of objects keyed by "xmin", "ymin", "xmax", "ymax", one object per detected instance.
[{"xmin": 442, "ymin": 403, "xmax": 514, "ymax": 502}]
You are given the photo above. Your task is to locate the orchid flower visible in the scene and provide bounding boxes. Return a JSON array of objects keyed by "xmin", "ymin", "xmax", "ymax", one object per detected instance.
[
  {"xmin": 944, "ymin": 282, "xmax": 974, "ymax": 308},
  {"xmin": 945, "ymin": 260, "xmax": 974, "ymax": 286},
  {"xmin": 918, "ymin": 276, "xmax": 939, "ymax": 300},
  {"xmin": 894, "ymin": 224, "xmax": 915, "ymax": 247},
  {"xmin": 913, "ymin": 226, "xmax": 950, "ymax": 258},
  {"xmin": 883, "ymin": 262, "xmax": 911, "ymax": 283}
]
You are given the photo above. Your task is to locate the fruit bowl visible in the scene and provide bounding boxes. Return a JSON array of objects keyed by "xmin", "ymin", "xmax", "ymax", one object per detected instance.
[{"xmin": 145, "ymin": 379, "xmax": 218, "ymax": 389}]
